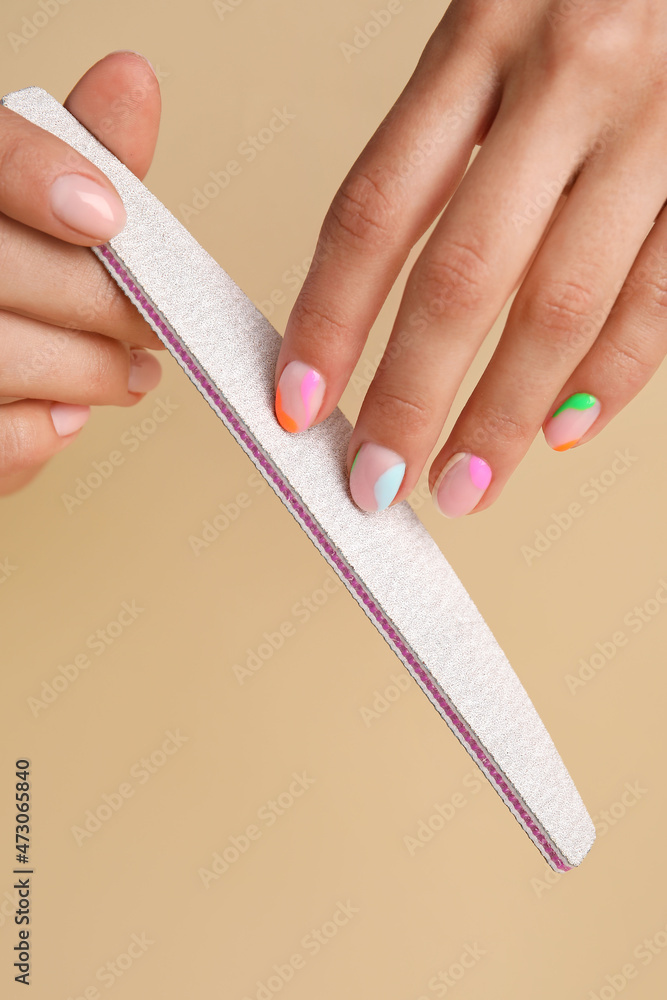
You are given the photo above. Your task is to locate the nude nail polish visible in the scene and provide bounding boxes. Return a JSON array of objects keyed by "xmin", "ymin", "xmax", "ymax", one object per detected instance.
[
  {"xmin": 432, "ymin": 452, "xmax": 492, "ymax": 518},
  {"xmin": 50, "ymin": 403, "xmax": 90, "ymax": 437},
  {"xmin": 349, "ymin": 442, "xmax": 406, "ymax": 512},
  {"xmin": 128, "ymin": 350, "xmax": 162, "ymax": 394},
  {"xmin": 544, "ymin": 393, "xmax": 601, "ymax": 451},
  {"xmin": 50, "ymin": 174, "xmax": 127, "ymax": 241},
  {"xmin": 275, "ymin": 361, "xmax": 326, "ymax": 432}
]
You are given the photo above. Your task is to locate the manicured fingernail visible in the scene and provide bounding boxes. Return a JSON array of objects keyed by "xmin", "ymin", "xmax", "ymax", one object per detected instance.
[
  {"xmin": 50, "ymin": 403, "xmax": 91, "ymax": 437},
  {"xmin": 275, "ymin": 361, "xmax": 326, "ymax": 432},
  {"xmin": 128, "ymin": 350, "xmax": 162, "ymax": 394},
  {"xmin": 432, "ymin": 452, "xmax": 492, "ymax": 518},
  {"xmin": 349, "ymin": 442, "xmax": 406, "ymax": 512},
  {"xmin": 544, "ymin": 392, "xmax": 601, "ymax": 451},
  {"xmin": 50, "ymin": 174, "xmax": 127, "ymax": 241}
]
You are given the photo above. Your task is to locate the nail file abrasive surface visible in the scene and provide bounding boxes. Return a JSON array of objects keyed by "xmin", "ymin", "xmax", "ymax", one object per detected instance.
[{"xmin": 3, "ymin": 86, "xmax": 596, "ymax": 871}]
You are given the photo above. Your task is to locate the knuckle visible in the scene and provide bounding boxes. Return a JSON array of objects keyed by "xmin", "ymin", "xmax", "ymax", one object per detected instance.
[
  {"xmin": 520, "ymin": 277, "xmax": 597, "ymax": 338},
  {"xmin": 326, "ymin": 168, "xmax": 400, "ymax": 254},
  {"xmin": 544, "ymin": 1, "xmax": 644, "ymax": 79},
  {"xmin": 637, "ymin": 266, "xmax": 667, "ymax": 317},
  {"xmin": 600, "ymin": 333, "xmax": 655, "ymax": 390},
  {"xmin": 468, "ymin": 403, "xmax": 528, "ymax": 448},
  {"xmin": 0, "ymin": 126, "xmax": 36, "ymax": 199},
  {"xmin": 412, "ymin": 238, "xmax": 490, "ymax": 319},
  {"xmin": 287, "ymin": 288, "xmax": 351, "ymax": 347},
  {"xmin": 547, "ymin": 1, "xmax": 634, "ymax": 50},
  {"xmin": 369, "ymin": 384, "xmax": 432, "ymax": 437},
  {"xmin": 83, "ymin": 337, "xmax": 123, "ymax": 397}
]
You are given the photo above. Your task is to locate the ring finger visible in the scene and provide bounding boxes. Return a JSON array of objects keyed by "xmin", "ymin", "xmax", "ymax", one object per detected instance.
[
  {"xmin": 0, "ymin": 310, "xmax": 162, "ymax": 405},
  {"xmin": 428, "ymin": 123, "xmax": 667, "ymax": 516}
]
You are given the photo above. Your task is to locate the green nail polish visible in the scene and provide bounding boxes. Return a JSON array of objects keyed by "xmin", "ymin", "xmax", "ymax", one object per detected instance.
[{"xmin": 551, "ymin": 392, "xmax": 598, "ymax": 418}]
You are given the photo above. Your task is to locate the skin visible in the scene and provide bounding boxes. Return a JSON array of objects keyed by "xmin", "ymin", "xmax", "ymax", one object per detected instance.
[
  {"xmin": 275, "ymin": 0, "xmax": 667, "ymax": 513},
  {"xmin": 4, "ymin": 6, "xmax": 667, "ymax": 508},
  {"xmin": 0, "ymin": 51, "xmax": 164, "ymax": 497}
]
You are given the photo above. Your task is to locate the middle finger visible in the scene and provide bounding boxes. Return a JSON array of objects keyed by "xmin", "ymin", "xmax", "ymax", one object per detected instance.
[
  {"xmin": 347, "ymin": 77, "xmax": 594, "ymax": 510},
  {"xmin": 0, "ymin": 212, "xmax": 164, "ymax": 350}
]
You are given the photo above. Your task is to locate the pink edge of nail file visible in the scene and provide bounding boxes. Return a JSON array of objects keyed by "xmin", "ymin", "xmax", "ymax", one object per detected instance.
[{"xmin": 3, "ymin": 86, "xmax": 596, "ymax": 872}]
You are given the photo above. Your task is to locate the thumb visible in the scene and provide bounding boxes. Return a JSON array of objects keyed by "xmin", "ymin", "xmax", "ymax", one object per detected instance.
[{"xmin": 64, "ymin": 50, "xmax": 161, "ymax": 181}]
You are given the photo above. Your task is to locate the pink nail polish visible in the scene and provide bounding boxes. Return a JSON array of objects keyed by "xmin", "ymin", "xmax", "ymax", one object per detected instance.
[
  {"xmin": 432, "ymin": 452, "xmax": 492, "ymax": 518},
  {"xmin": 50, "ymin": 403, "xmax": 90, "ymax": 437},
  {"xmin": 128, "ymin": 350, "xmax": 162, "ymax": 394},
  {"xmin": 349, "ymin": 442, "xmax": 406, "ymax": 512},
  {"xmin": 50, "ymin": 174, "xmax": 127, "ymax": 241},
  {"xmin": 275, "ymin": 360, "xmax": 326, "ymax": 432},
  {"xmin": 543, "ymin": 392, "xmax": 601, "ymax": 451}
]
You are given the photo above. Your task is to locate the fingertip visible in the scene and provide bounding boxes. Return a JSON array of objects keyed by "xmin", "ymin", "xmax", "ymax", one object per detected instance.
[
  {"xmin": 50, "ymin": 402, "xmax": 91, "ymax": 437},
  {"xmin": 64, "ymin": 50, "xmax": 162, "ymax": 180},
  {"xmin": 543, "ymin": 393, "xmax": 601, "ymax": 451},
  {"xmin": 127, "ymin": 349, "xmax": 162, "ymax": 395},
  {"xmin": 106, "ymin": 50, "xmax": 157, "ymax": 78}
]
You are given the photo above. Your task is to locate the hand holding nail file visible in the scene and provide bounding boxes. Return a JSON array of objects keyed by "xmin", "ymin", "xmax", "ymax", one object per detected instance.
[{"xmin": 2, "ymin": 86, "xmax": 595, "ymax": 871}]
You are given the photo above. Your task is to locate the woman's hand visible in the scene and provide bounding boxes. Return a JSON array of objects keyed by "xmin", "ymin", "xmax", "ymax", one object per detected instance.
[
  {"xmin": 275, "ymin": 0, "xmax": 667, "ymax": 516},
  {"xmin": 0, "ymin": 50, "xmax": 163, "ymax": 498}
]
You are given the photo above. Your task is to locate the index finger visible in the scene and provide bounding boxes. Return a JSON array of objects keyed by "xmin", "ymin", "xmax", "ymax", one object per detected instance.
[{"xmin": 0, "ymin": 103, "xmax": 126, "ymax": 245}]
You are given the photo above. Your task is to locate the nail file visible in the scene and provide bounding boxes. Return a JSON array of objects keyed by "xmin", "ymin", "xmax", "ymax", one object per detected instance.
[{"xmin": 2, "ymin": 86, "xmax": 595, "ymax": 871}]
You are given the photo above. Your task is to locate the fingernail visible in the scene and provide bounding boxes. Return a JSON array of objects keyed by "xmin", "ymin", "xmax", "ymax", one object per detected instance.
[
  {"xmin": 349, "ymin": 442, "xmax": 406, "ymax": 512},
  {"xmin": 108, "ymin": 49, "xmax": 156, "ymax": 76},
  {"xmin": 50, "ymin": 403, "xmax": 90, "ymax": 437},
  {"xmin": 50, "ymin": 174, "xmax": 127, "ymax": 241},
  {"xmin": 128, "ymin": 350, "xmax": 162, "ymax": 394},
  {"xmin": 432, "ymin": 452, "xmax": 492, "ymax": 518},
  {"xmin": 544, "ymin": 392, "xmax": 601, "ymax": 451},
  {"xmin": 275, "ymin": 361, "xmax": 326, "ymax": 432}
]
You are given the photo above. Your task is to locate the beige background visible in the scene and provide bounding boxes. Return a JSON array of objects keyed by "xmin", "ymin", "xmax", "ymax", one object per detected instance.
[{"xmin": 2, "ymin": 1, "xmax": 667, "ymax": 997}]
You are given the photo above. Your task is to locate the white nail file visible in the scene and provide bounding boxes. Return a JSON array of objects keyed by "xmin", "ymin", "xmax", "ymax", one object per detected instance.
[{"xmin": 2, "ymin": 86, "xmax": 595, "ymax": 870}]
